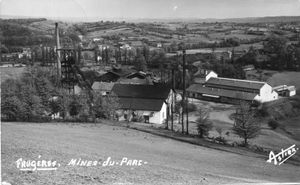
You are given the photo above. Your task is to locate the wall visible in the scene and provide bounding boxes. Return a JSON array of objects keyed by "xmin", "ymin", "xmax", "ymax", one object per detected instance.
[
  {"xmin": 116, "ymin": 102, "xmax": 167, "ymax": 124},
  {"xmin": 259, "ymin": 84, "xmax": 278, "ymax": 103},
  {"xmin": 205, "ymin": 72, "xmax": 218, "ymax": 81}
]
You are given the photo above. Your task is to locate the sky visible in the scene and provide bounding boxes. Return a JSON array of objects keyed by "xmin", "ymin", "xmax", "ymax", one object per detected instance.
[{"xmin": 1, "ymin": 0, "xmax": 300, "ymax": 20}]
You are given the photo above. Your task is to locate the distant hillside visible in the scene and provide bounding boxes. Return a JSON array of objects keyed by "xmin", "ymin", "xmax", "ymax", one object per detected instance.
[
  {"xmin": 215, "ymin": 16, "xmax": 300, "ymax": 23},
  {"xmin": 0, "ymin": 18, "xmax": 75, "ymax": 48},
  {"xmin": 2, "ymin": 15, "xmax": 300, "ymax": 23},
  {"xmin": 133, "ymin": 16, "xmax": 300, "ymax": 23}
]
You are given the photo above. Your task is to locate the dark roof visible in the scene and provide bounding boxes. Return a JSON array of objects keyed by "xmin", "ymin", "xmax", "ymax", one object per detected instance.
[
  {"xmin": 126, "ymin": 72, "xmax": 147, "ymax": 79},
  {"xmin": 97, "ymin": 72, "xmax": 121, "ymax": 82},
  {"xmin": 187, "ymin": 84, "xmax": 257, "ymax": 101},
  {"xmin": 112, "ymin": 84, "xmax": 171, "ymax": 100},
  {"xmin": 118, "ymin": 98, "xmax": 165, "ymax": 111},
  {"xmin": 206, "ymin": 77, "xmax": 265, "ymax": 90},
  {"xmin": 193, "ymin": 77, "xmax": 206, "ymax": 84},
  {"xmin": 117, "ymin": 78, "xmax": 148, "ymax": 85}
]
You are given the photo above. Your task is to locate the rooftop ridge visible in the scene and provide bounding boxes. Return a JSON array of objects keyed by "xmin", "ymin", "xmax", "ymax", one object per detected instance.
[{"xmin": 211, "ymin": 77, "xmax": 266, "ymax": 84}]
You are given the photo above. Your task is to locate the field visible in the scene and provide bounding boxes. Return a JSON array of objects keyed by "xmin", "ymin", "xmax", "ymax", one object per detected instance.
[
  {"xmin": 0, "ymin": 67, "xmax": 26, "ymax": 83},
  {"xmin": 267, "ymin": 71, "xmax": 300, "ymax": 90},
  {"xmin": 2, "ymin": 122, "xmax": 300, "ymax": 185}
]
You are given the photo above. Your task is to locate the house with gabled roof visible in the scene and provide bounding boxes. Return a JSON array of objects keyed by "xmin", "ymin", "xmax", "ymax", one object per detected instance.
[{"xmin": 111, "ymin": 84, "xmax": 174, "ymax": 124}]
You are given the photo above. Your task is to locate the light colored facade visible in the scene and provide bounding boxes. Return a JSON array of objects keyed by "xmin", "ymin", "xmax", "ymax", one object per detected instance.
[
  {"xmin": 116, "ymin": 89, "xmax": 174, "ymax": 124},
  {"xmin": 188, "ymin": 74, "xmax": 279, "ymax": 103},
  {"xmin": 273, "ymin": 85, "xmax": 296, "ymax": 97},
  {"xmin": 255, "ymin": 83, "xmax": 278, "ymax": 103},
  {"xmin": 194, "ymin": 70, "xmax": 218, "ymax": 84}
]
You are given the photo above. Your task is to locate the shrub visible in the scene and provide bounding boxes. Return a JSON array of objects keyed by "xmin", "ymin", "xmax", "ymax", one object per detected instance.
[
  {"xmin": 268, "ymin": 119, "xmax": 280, "ymax": 130},
  {"xmin": 196, "ymin": 108, "xmax": 212, "ymax": 138},
  {"xmin": 187, "ymin": 103, "xmax": 197, "ymax": 112},
  {"xmin": 214, "ymin": 136, "xmax": 227, "ymax": 145}
]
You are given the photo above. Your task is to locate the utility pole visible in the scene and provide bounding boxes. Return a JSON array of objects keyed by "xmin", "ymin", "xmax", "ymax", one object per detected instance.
[
  {"xmin": 55, "ymin": 23, "xmax": 61, "ymax": 80},
  {"xmin": 181, "ymin": 50, "xmax": 186, "ymax": 134},
  {"xmin": 0, "ymin": 40, "xmax": 2, "ymax": 64},
  {"xmin": 183, "ymin": 49, "xmax": 189, "ymax": 135},
  {"xmin": 171, "ymin": 68, "xmax": 175, "ymax": 131}
]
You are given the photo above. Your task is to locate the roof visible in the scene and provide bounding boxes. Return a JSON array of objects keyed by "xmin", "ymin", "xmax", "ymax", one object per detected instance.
[
  {"xmin": 112, "ymin": 84, "xmax": 171, "ymax": 111},
  {"xmin": 118, "ymin": 98, "xmax": 165, "ymax": 111},
  {"xmin": 92, "ymin": 82, "xmax": 114, "ymax": 91},
  {"xmin": 206, "ymin": 77, "xmax": 265, "ymax": 90},
  {"xmin": 110, "ymin": 68, "xmax": 136, "ymax": 77},
  {"xmin": 193, "ymin": 78, "xmax": 206, "ymax": 84},
  {"xmin": 117, "ymin": 78, "xmax": 148, "ymax": 85},
  {"xmin": 194, "ymin": 69, "xmax": 215, "ymax": 78},
  {"xmin": 273, "ymin": 85, "xmax": 296, "ymax": 92},
  {"xmin": 112, "ymin": 84, "xmax": 171, "ymax": 100},
  {"xmin": 126, "ymin": 71, "xmax": 147, "ymax": 79},
  {"xmin": 187, "ymin": 84, "xmax": 257, "ymax": 101}
]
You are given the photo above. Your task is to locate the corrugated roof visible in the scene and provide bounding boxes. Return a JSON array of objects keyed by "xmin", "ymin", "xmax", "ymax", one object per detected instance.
[
  {"xmin": 187, "ymin": 84, "xmax": 257, "ymax": 101},
  {"xmin": 206, "ymin": 77, "xmax": 265, "ymax": 90}
]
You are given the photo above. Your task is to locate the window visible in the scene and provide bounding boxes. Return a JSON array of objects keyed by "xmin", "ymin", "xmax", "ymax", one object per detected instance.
[{"xmin": 144, "ymin": 116, "xmax": 149, "ymax": 123}]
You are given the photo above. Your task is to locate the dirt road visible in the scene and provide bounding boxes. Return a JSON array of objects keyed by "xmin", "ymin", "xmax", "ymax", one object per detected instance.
[{"xmin": 2, "ymin": 122, "xmax": 299, "ymax": 184}]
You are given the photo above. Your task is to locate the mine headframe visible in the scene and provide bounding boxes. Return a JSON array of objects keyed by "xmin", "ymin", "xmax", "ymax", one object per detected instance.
[{"xmin": 57, "ymin": 48, "xmax": 96, "ymax": 95}]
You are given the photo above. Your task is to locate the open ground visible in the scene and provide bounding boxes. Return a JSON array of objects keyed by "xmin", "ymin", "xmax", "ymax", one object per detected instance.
[{"xmin": 2, "ymin": 122, "xmax": 300, "ymax": 185}]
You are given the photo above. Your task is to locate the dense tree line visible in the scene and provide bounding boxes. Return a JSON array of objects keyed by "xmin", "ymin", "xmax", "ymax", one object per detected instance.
[
  {"xmin": 237, "ymin": 35, "xmax": 300, "ymax": 71},
  {"xmin": 1, "ymin": 66, "xmax": 119, "ymax": 122}
]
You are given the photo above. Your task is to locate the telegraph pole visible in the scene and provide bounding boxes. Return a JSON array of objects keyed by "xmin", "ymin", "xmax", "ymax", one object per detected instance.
[
  {"xmin": 181, "ymin": 50, "xmax": 186, "ymax": 134},
  {"xmin": 55, "ymin": 23, "xmax": 61, "ymax": 80},
  {"xmin": 183, "ymin": 49, "xmax": 189, "ymax": 135},
  {"xmin": 171, "ymin": 67, "xmax": 175, "ymax": 131}
]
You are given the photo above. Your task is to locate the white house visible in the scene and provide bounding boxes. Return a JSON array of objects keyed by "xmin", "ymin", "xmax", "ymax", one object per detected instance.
[{"xmin": 112, "ymin": 84, "xmax": 174, "ymax": 124}]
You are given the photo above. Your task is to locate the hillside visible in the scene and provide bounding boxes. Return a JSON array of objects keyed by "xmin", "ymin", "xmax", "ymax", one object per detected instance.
[{"xmin": 2, "ymin": 122, "xmax": 300, "ymax": 185}]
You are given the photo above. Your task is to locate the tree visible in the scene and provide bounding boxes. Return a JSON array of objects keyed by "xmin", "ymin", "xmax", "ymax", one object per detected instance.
[
  {"xmin": 135, "ymin": 49, "xmax": 147, "ymax": 71},
  {"xmin": 196, "ymin": 108, "xmax": 212, "ymax": 138},
  {"xmin": 101, "ymin": 93, "xmax": 120, "ymax": 120},
  {"xmin": 1, "ymin": 67, "xmax": 59, "ymax": 121},
  {"xmin": 1, "ymin": 96, "xmax": 26, "ymax": 121},
  {"xmin": 232, "ymin": 101, "xmax": 261, "ymax": 146},
  {"xmin": 264, "ymin": 35, "xmax": 287, "ymax": 54},
  {"xmin": 263, "ymin": 35, "xmax": 288, "ymax": 69}
]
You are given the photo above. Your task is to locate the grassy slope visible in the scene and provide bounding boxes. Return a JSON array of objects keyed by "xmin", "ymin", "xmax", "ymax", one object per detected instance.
[
  {"xmin": 267, "ymin": 71, "xmax": 300, "ymax": 90},
  {"xmin": 266, "ymin": 71, "xmax": 300, "ymax": 140},
  {"xmin": 2, "ymin": 122, "xmax": 300, "ymax": 185},
  {"xmin": 0, "ymin": 67, "xmax": 26, "ymax": 83}
]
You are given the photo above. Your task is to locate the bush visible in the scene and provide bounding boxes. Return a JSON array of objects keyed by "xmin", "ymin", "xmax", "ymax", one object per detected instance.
[
  {"xmin": 214, "ymin": 136, "xmax": 227, "ymax": 145},
  {"xmin": 187, "ymin": 103, "xmax": 197, "ymax": 112},
  {"xmin": 196, "ymin": 109, "xmax": 212, "ymax": 138},
  {"xmin": 268, "ymin": 119, "xmax": 280, "ymax": 130}
]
